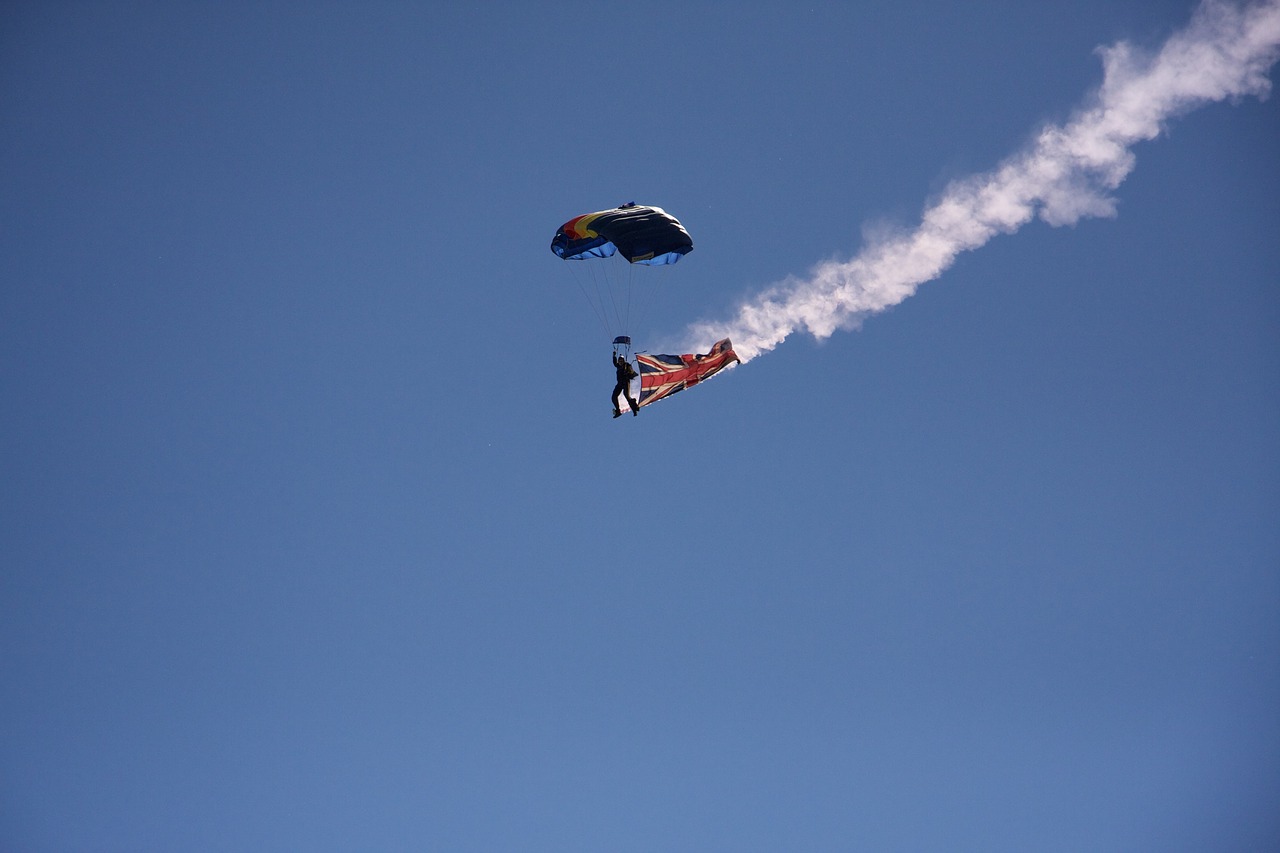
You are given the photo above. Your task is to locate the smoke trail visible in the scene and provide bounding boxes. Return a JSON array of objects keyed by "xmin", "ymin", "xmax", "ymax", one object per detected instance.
[{"xmin": 689, "ymin": 0, "xmax": 1280, "ymax": 362}]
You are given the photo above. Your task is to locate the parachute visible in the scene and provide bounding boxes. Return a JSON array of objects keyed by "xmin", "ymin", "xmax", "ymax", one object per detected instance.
[
  {"xmin": 637, "ymin": 338, "xmax": 739, "ymax": 408},
  {"xmin": 550, "ymin": 203, "xmax": 692, "ymax": 340},
  {"xmin": 551, "ymin": 202, "xmax": 693, "ymax": 265}
]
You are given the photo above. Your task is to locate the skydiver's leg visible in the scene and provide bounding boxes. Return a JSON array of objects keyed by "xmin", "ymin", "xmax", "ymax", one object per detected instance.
[
  {"xmin": 612, "ymin": 383, "xmax": 624, "ymax": 416},
  {"xmin": 625, "ymin": 389, "xmax": 639, "ymax": 414}
]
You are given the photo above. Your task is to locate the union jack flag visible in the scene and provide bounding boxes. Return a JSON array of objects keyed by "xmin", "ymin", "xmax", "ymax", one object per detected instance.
[{"xmin": 636, "ymin": 338, "xmax": 739, "ymax": 408}]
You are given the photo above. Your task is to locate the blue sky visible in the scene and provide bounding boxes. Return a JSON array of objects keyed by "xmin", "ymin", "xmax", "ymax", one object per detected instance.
[{"xmin": 2, "ymin": 1, "xmax": 1278, "ymax": 850}]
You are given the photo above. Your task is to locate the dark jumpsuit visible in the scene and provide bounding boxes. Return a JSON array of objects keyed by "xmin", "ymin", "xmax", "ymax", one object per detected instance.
[{"xmin": 612, "ymin": 353, "xmax": 639, "ymax": 414}]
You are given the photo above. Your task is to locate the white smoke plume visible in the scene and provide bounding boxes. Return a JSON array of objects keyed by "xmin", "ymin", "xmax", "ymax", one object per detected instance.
[{"xmin": 689, "ymin": 0, "xmax": 1280, "ymax": 362}]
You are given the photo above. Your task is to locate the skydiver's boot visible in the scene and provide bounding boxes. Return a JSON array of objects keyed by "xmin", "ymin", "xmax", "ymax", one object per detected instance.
[{"xmin": 613, "ymin": 409, "xmax": 622, "ymax": 418}]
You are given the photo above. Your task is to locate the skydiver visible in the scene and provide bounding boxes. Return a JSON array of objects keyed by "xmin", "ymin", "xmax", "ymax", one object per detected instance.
[{"xmin": 612, "ymin": 351, "xmax": 639, "ymax": 418}]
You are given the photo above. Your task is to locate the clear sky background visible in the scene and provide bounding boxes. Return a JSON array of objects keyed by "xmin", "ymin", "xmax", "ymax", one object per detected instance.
[{"xmin": 2, "ymin": 1, "xmax": 1278, "ymax": 850}]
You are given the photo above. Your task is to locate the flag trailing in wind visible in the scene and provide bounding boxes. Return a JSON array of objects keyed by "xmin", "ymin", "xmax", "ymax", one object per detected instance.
[{"xmin": 637, "ymin": 338, "xmax": 739, "ymax": 408}]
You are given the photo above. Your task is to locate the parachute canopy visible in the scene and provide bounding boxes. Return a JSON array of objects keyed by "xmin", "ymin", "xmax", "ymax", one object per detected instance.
[
  {"xmin": 551, "ymin": 203, "xmax": 693, "ymax": 265},
  {"xmin": 637, "ymin": 338, "xmax": 738, "ymax": 408}
]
